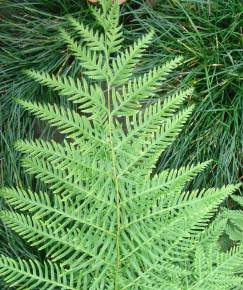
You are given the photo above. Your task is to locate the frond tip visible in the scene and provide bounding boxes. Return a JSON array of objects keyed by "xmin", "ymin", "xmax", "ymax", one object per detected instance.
[{"xmin": 0, "ymin": 0, "xmax": 242, "ymax": 289}]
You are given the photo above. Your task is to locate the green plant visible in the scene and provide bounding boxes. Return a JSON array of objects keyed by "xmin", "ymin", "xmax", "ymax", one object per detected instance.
[
  {"xmin": 124, "ymin": 0, "xmax": 242, "ymax": 190},
  {"xmin": 0, "ymin": 1, "xmax": 242, "ymax": 289},
  {"xmin": 0, "ymin": 3, "xmax": 89, "ymax": 288}
]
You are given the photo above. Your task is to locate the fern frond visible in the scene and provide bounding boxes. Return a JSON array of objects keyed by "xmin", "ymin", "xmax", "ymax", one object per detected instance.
[
  {"xmin": 21, "ymin": 157, "xmax": 83, "ymax": 196},
  {"xmin": 232, "ymin": 195, "xmax": 243, "ymax": 206},
  {"xmin": 224, "ymin": 207, "xmax": 243, "ymax": 241},
  {"xmin": 0, "ymin": 1, "xmax": 241, "ymax": 289},
  {"xmin": 20, "ymin": 158, "xmax": 112, "ymax": 205},
  {"xmin": 116, "ymin": 87, "xmax": 193, "ymax": 152},
  {"xmin": 197, "ymin": 216, "xmax": 228, "ymax": 248},
  {"xmin": 120, "ymin": 185, "xmax": 240, "ymax": 289},
  {"xmin": 191, "ymin": 245, "xmax": 243, "ymax": 290},
  {"xmin": 223, "ymin": 195, "xmax": 243, "ymax": 241},
  {"xmin": 0, "ymin": 211, "xmax": 113, "ymax": 268},
  {"xmin": 91, "ymin": 0, "xmax": 122, "ymax": 54},
  {"xmin": 16, "ymin": 99, "xmax": 107, "ymax": 148},
  {"xmin": 0, "ymin": 187, "xmax": 115, "ymax": 235},
  {"xmin": 68, "ymin": 16, "xmax": 105, "ymax": 51},
  {"xmin": 122, "ymin": 161, "xmax": 211, "ymax": 211},
  {"xmin": 109, "ymin": 31, "xmax": 154, "ymax": 85},
  {"xmin": 0, "ymin": 255, "xmax": 76, "ymax": 290},
  {"xmin": 119, "ymin": 106, "xmax": 194, "ymax": 177},
  {"xmin": 25, "ymin": 69, "xmax": 107, "ymax": 120},
  {"xmin": 60, "ymin": 29, "xmax": 109, "ymax": 80},
  {"xmin": 15, "ymin": 139, "xmax": 110, "ymax": 180},
  {"xmin": 111, "ymin": 56, "xmax": 184, "ymax": 116},
  {"xmin": 123, "ymin": 184, "xmax": 239, "ymax": 230}
]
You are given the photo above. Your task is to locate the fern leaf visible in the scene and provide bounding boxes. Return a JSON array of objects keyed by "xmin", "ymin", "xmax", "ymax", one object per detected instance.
[
  {"xmin": 68, "ymin": 16, "xmax": 105, "ymax": 51},
  {"xmin": 25, "ymin": 69, "xmax": 107, "ymax": 120},
  {"xmin": 119, "ymin": 106, "xmax": 194, "ymax": 177},
  {"xmin": 103, "ymin": 1, "xmax": 121, "ymax": 52},
  {"xmin": 109, "ymin": 31, "xmax": 154, "ymax": 85},
  {"xmin": 0, "ymin": 1, "xmax": 241, "ymax": 289},
  {"xmin": 116, "ymin": 87, "xmax": 193, "ymax": 152},
  {"xmin": 224, "ymin": 193, "xmax": 243, "ymax": 241},
  {"xmin": 91, "ymin": 0, "xmax": 122, "ymax": 54},
  {"xmin": 191, "ymin": 245, "xmax": 243, "ymax": 289},
  {"xmin": 15, "ymin": 139, "xmax": 110, "ymax": 180},
  {"xmin": 20, "ymin": 158, "xmax": 112, "ymax": 205},
  {"xmin": 16, "ymin": 99, "xmax": 106, "ymax": 147},
  {"xmin": 123, "ymin": 161, "xmax": 211, "ymax": 212},
  {"xmin": 198, "ymin": 216, "xmax": 228, "ymax": 248},
  {"xmin": 232, "ymin": 195, "xmax": 243, "ymax": 207},
  {"xmin": 60, "ymin": 29, "xmax": 109, "ymax": 80},
  {"xmin": 0, "ymin": 187, "xmax": 115, "ymax": 236},
  {"xmin": 120, "ymin": 185, "xmax": 240, "ymax": 289},
  {"xmin": 0, "ymin": 255, "xmax": 76, "ymax": 290},
  {"xmin": 0, "ymin": 211, "xmax": 113, "ymax": 268},
  {"xmin": 123, "ymin": 184, "xmax": 240, "ymax": 230},
  {"xmin": 111, "ymin": 56, "xmax": 184, "ymax": 116}
]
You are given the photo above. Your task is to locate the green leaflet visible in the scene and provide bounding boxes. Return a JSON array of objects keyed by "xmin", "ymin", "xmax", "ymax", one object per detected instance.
[{"xmin": 0, "ymin": 0, "xmax": 242, "ymax": 289}]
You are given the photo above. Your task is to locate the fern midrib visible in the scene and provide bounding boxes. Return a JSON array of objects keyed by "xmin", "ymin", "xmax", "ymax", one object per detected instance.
[{"xmin": 107, "ymin": 81, "xmax": 121, "ymax": 290}]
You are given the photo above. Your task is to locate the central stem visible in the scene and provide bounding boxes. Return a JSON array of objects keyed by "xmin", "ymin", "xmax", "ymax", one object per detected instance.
[{"xmin": 107, "ymin": 83, "xmax": 121, "ymax": 289}]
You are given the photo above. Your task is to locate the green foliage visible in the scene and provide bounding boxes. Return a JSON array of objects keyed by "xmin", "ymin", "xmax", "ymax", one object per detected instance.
[
  {"xmin": 0, "ymin": 1, "xmax": 242, "ymax": 289},
  {"xmin": 1, "ymin": 4, "xmax": 242, "ymax": 282},
  {"xmin": 224, "ymin": 196, "xmax": 243, "ymax": 242},
  {"xmin": 0, "ymin": 4, "xmax": 90, "ymax": 288},
  {"xmin": 125, "ymin": 0, "xmax": 242, "ymax": 189}
]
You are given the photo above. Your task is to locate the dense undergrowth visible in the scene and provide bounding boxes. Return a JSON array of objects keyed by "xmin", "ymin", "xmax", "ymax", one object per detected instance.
[{"xmin": 0, "ymin": 0, "xmax": 242, "ymax": 289}]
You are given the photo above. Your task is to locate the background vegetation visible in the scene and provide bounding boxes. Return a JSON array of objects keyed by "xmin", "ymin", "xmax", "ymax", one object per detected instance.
[{"xmin": 0, "ymin": 0, "xmax": 242, "ymax": 288}]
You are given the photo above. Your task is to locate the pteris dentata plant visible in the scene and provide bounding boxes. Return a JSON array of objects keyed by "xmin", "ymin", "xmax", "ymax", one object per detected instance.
[{"xmin": 0, "ymin": 1, "xmax": 242, "ymax": 289}]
